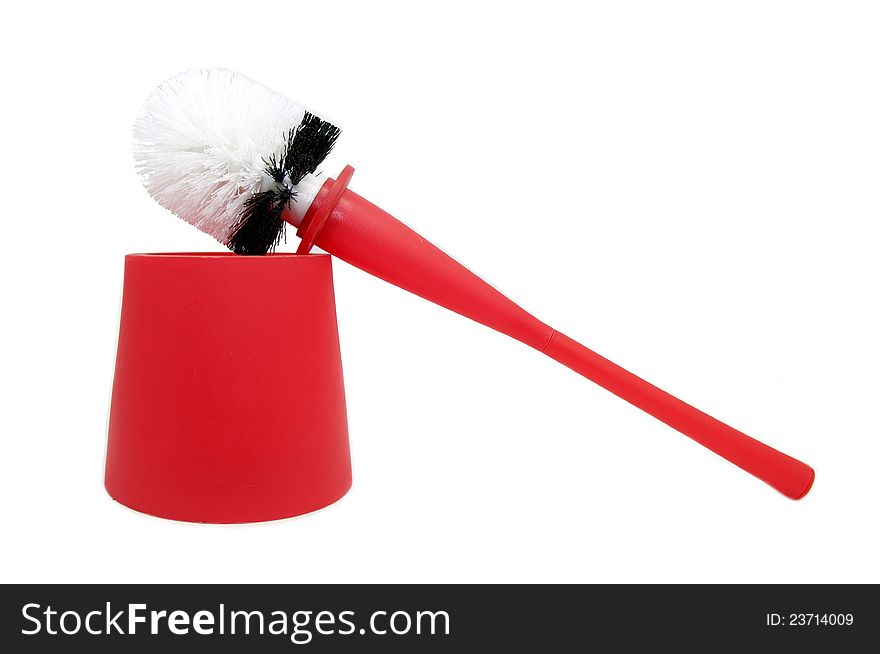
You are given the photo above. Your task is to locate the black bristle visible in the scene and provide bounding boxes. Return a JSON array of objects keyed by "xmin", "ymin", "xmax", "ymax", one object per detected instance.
[
  {"xmin": 227, "ymin": 190, "xmax": 288, "ymax": 255},
  {"xmin": 225, "ymin": 112, "xmax": 340, "ymax": 255},
  {"xmin": 282, "ymin": 111, "xmax": 341, "ymax": 184},
  {"xmin": 263, "ymin": 148, "xmax": 289, "ymax": 184}
]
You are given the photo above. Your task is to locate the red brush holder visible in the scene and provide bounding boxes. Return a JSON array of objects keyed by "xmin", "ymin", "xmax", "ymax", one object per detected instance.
[{"xmin": 105, "ymin": 253, "xmax": 351, "ymax": 523}]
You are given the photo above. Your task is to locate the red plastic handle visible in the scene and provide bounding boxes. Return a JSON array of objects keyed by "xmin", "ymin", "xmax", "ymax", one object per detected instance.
[
  {"xmin": 293, "ymin": 168, "xmax": 815, "ymax": 499},
  {"xmin": 542, "ymin": 331, "xmax": 815, "ymax": 499}
]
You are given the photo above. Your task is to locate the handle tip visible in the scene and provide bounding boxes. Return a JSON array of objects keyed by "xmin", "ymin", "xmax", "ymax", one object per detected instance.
[{"xmin": 788, "ymin": 466, "xmax": 815, "ymax": 500}]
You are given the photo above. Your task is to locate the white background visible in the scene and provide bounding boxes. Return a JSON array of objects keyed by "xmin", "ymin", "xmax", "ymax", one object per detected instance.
[{"xmin": 1, "ymin": 1, "xmax": 878, "ymax": 583}]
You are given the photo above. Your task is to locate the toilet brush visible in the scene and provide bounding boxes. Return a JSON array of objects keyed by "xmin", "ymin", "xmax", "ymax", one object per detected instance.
[{"xmin": 134, "ymin": 68, "xmax": 814, "ymax": 499}]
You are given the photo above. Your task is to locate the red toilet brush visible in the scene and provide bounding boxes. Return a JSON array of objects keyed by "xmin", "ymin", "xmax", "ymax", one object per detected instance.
[{"xmin": 133, "ymin": 68, "xmax": 814, "ymax": 499}]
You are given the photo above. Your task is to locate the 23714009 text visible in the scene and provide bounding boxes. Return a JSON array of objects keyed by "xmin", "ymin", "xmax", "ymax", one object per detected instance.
[{"xmin": 765, "ymin": 613, "xmax": 854, "ymax": 627}]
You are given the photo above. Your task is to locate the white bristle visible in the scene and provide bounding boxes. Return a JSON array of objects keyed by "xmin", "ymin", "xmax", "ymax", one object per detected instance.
[{"xmin": 133, "ymin": 68, "xmax": 305, "ymax": 244}]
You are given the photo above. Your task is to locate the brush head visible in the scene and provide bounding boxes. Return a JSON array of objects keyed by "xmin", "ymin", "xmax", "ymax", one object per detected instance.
[{"xmin": 133, "ymin": 68, "xmax": 339, "ymax": 254}]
